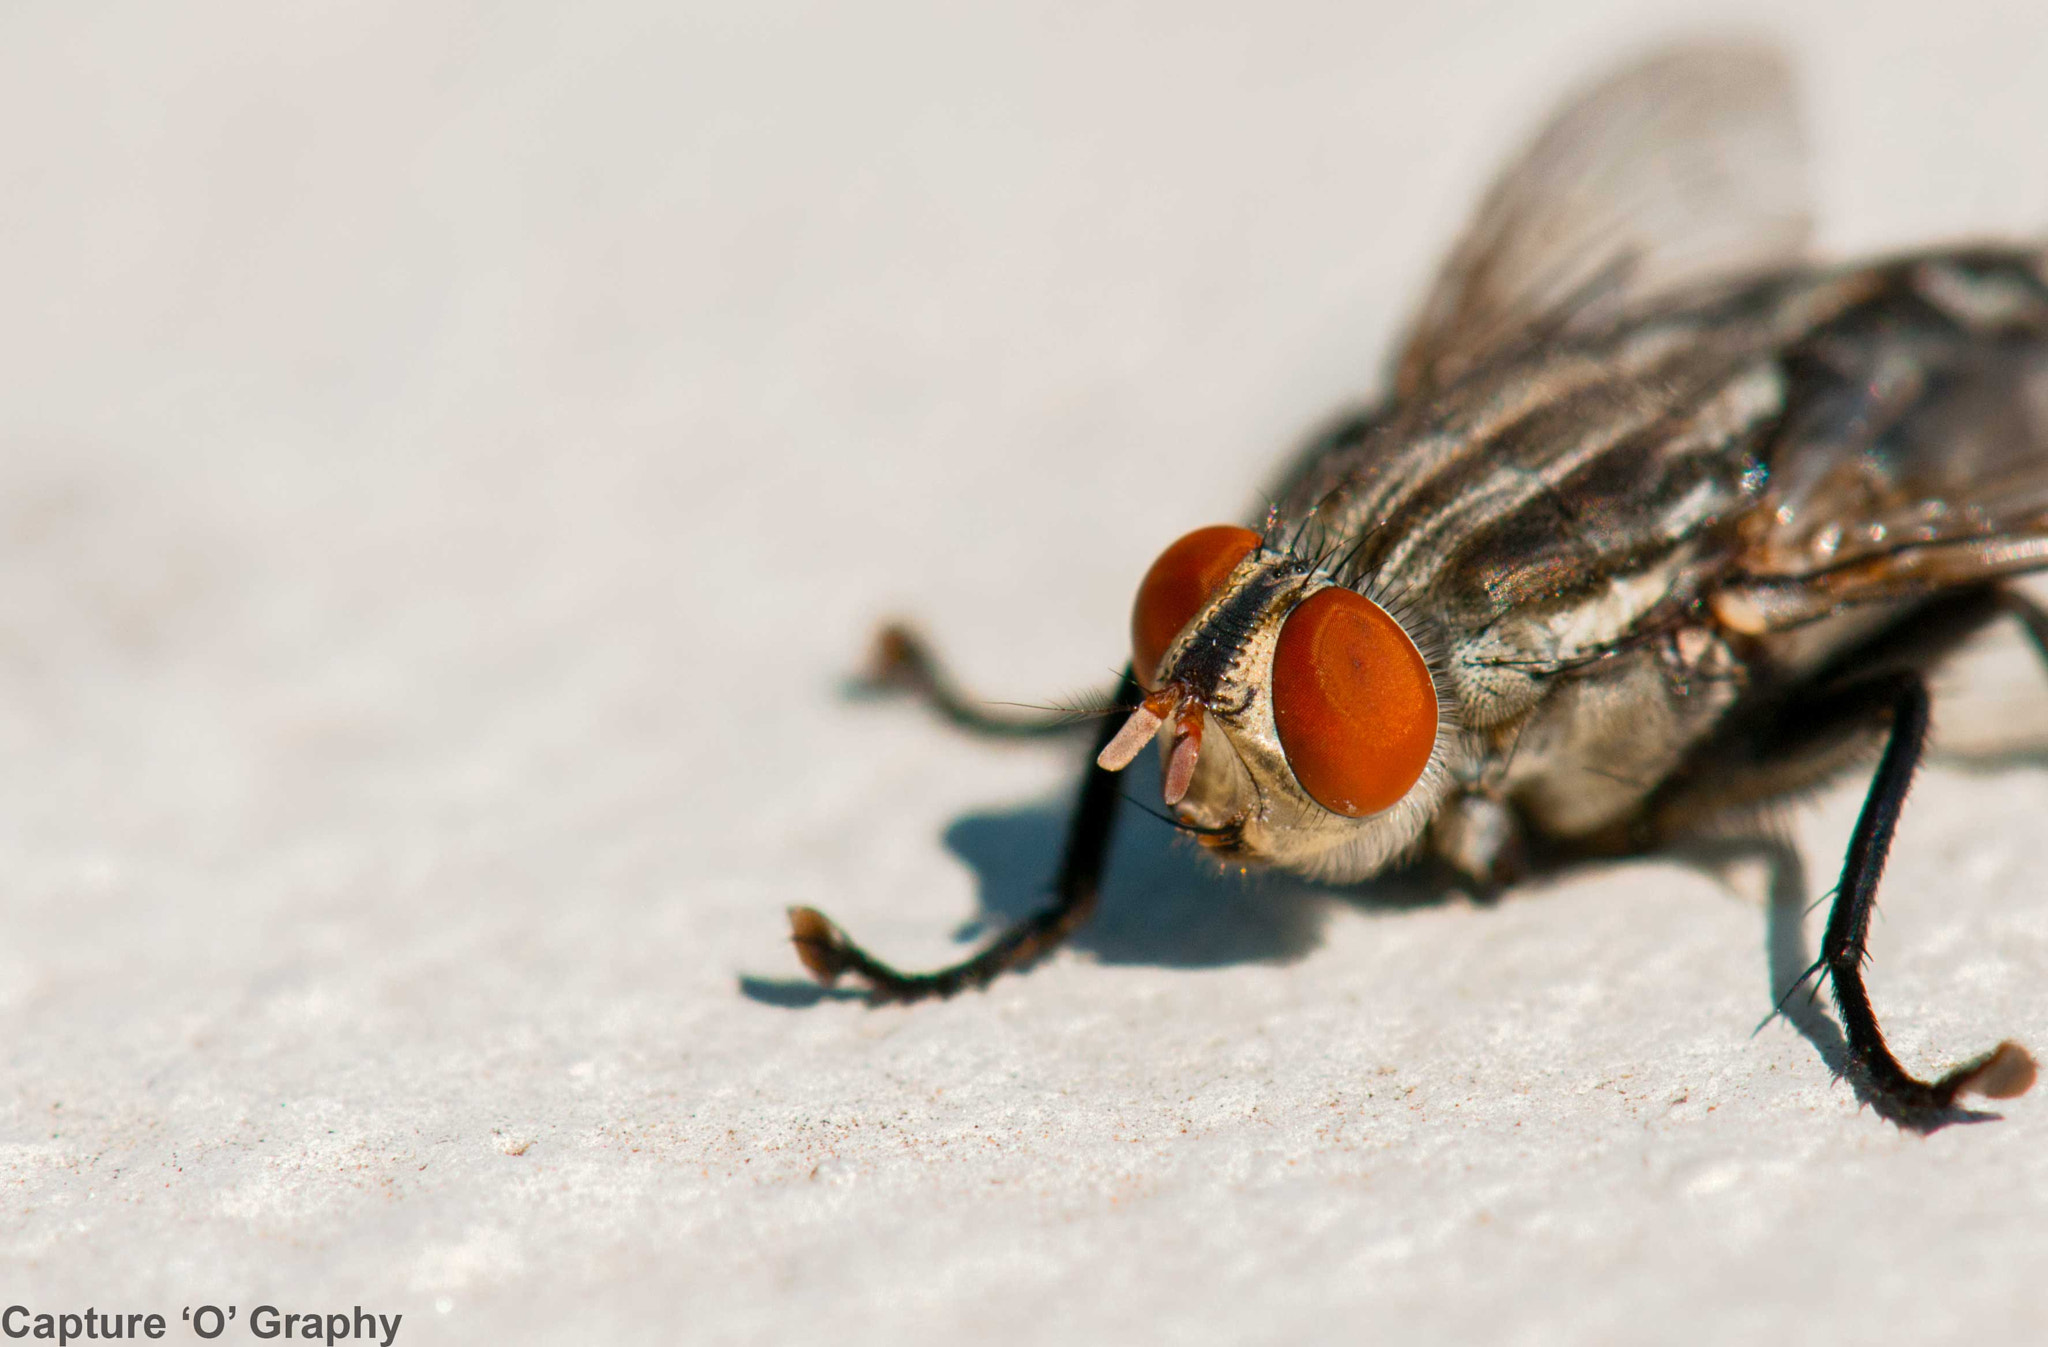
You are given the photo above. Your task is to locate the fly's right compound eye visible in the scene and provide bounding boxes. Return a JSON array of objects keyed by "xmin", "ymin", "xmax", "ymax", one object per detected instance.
[
  {"xmin": 1130, "ymin": 525, "xmax": 1262, "ymax": 689},
  {"xmin": 1271, "ymin": 586, "xmax": 1437, "ymax": 817}
]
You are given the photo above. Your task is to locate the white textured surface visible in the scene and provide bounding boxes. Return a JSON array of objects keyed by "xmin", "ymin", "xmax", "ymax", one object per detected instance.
[{"xmin": 5, "ymin": 3, "xmax": 2048, "ymax": 1343}]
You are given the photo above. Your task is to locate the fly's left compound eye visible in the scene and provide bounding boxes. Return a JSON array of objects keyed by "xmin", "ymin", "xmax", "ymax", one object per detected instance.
[
  {"xmin": 1271, "ymin": 587, "xmax": 1437, "ymax": 817},
  {"xmin": 1130, "ymin": 525, "xmax": 1262, "ymax": 689}
]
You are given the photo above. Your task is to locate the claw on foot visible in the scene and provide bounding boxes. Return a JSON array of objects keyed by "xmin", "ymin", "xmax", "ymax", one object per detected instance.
[
  {"xmin": 861, "ymin": 622, "xmax": 923, "ymax": 689},
  {"xmin": 1938, "ymin": 1040, "xmax": 2036, "ymax": 1101},
  {"xmin": 787, "ymin": 906, "xmax": 849, "ymax": 986}
]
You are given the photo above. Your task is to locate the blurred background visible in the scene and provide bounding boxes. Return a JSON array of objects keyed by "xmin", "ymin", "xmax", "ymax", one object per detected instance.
[{"xmin": 3, "ymin": 2, "xmax": 2047, "ymax": 1342}]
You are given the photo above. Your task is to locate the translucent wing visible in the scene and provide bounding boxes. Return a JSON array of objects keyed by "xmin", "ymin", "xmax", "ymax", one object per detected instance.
[
  {"xmin": 1394, "ymin": 44, "xmax": 1811, "ymax": 399},
  {"xmin": 1713, "ymin": 253, "xmax": 2048, "ymax": 633}
]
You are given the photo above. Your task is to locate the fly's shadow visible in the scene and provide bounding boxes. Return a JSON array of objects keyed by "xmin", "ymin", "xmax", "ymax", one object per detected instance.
[
  {"xmin": 739, "ymin": 755, "xmax": 1455, "ymax": 1008},
  {"xmin": 940, "ymin": 790, "xmax": 1328, "ymax": 968},
  {"xmin": 749, "ymin": 656, "xmax": 2014, "ymax": 1132},
  {"xmin": 739, "ymin": 733, "xmax": 2008, "ymax": 1133}
]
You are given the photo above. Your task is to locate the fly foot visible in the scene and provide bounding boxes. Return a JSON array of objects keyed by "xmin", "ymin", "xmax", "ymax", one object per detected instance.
[
  {"xmin": 786, "ymin": 906, "xmax": 854, "ymax": 987},
  {"xmin": 1933, "ymin": 1039, "xmax": 2036, "ymax": 1102}
]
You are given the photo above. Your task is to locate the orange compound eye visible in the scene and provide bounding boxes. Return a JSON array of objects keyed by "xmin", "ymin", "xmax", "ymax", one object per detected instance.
[
  {"xmin": 1271, "ymin": 587, "xmax": 1438, "ymax": 817},
  {"xmin": 1131, "ymin": 525, "xmax": 1262, "ymax": 689}
]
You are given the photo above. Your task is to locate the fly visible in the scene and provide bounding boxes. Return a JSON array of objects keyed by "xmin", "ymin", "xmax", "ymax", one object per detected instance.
[{"xmin": 785, "ymin": 45, "xmax": 2048, "ymax": 1129}]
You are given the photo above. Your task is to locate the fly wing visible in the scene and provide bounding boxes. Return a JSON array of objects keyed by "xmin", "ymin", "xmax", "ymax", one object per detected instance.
[
  {"xmin": 1394, "ymin": 44, "xmax": 1811, "ymax": 400},
  {"xmin": 1713, "ymin": 252, "xmax": 2048, "ymax": 633}
]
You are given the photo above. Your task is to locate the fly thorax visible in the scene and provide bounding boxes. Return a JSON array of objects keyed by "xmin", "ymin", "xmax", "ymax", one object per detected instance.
[{"xmin": 1444, "ymin": 550, "xmax": 1699, "ymax": 728}]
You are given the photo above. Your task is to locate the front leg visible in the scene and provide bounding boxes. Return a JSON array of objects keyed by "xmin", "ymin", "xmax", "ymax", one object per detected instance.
[
  {"xmin": 787, "ymin": 668, "xmax": 1140, "ymax": 1003},
  {"xmin": 860, "ymin": 622, "xmax": 1109, "ymax": 739}
]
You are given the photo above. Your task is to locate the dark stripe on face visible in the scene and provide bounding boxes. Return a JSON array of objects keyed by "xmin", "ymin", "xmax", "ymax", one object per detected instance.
[{"xmin": 1166, "ymin": 560, "xmax": 1306, "ymax": 708}]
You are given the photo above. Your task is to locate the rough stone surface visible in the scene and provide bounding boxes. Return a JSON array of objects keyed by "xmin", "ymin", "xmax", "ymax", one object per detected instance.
[{"xmin": 4, "ymin": 3, "xmax": 2047, "ymax": 1342}]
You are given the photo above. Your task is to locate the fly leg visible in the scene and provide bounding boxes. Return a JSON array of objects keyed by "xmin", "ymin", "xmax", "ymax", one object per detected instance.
[
  {"xmin": 1652, "ymin": 588, "xmax": 2041, "ymax": 1124},
  {"xmin": 860, "ymin": 622, "xmax": 1104, "ymax": 738},
  {"xmin": 1808, "ymin": 672, "xmax": 2035, "ymax": 1124},
  {"xmin": 787, "ymin": 668, "xmax": 1138, "ymax": 1003},
  {"xmin": 1994, "ymin": 587, "xmax": 2048, "ymax": 670}
]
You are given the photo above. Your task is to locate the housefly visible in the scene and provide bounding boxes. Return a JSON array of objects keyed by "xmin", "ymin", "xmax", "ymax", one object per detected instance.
[{"xmin": 786, "ymin": 45, "xmax": 2048, "ymax": 1127}]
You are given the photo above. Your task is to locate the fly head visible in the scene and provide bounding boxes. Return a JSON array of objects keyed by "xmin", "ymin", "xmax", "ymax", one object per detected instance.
[{"xmin": 1097, "ymin": 525, "xmax": 1459, "ymax": 880}]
